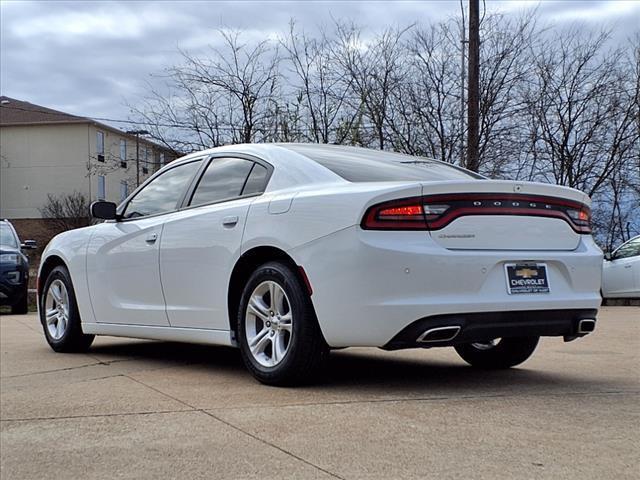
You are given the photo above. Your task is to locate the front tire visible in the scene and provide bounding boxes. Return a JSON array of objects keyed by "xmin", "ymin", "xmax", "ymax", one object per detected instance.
[
  {"xmin": 40, "ymin": 266, "xmax": 94, "ymax": 352},
  {"xmin": 238, "ymin": 261, "xmax": 328, "ymax": 386},
  {"xmin": 454, "ymin": 337, "xmax": 539, "ymax": 369}
]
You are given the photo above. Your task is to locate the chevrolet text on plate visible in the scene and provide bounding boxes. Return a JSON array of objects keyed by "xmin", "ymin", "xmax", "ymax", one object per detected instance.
[{"xmin": 37, "ymin": 144, "xmax": 602, "ymax": 386}]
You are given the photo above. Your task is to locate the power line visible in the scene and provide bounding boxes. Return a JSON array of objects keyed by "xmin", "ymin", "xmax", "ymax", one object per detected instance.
[
  {"xmin": 1, "ymin": 103, "xmax": 199, "ymax": 130},
  {"xmin": 0, "ymin": 102, "xmax": 383, "ymax": 134}
]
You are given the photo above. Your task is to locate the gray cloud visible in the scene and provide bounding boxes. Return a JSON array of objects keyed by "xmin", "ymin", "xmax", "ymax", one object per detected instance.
[{"xmin": 1, "ymin": 1, "xmax": 638, "ymax": 124}]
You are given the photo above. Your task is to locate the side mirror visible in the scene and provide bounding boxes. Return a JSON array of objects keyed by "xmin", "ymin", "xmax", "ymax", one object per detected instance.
[
  {"xmin": 604, "ymin": 252, "xmax": 612, "ymax": 261},
  {"xmin": 90, "ymin": 201, "xmax": 118, "ymax": 220},
  {"xmin": 21, "ymin": 240, "xmax": 37, "ymax": 250}
]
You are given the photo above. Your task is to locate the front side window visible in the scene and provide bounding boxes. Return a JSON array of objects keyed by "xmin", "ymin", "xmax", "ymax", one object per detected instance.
[
  {"xmin": 613, "ymin": 237, "xmax": 640, "ymax": 260},
  {"xmin": 123, "ymin": 160, "xmax": 201, "ymax": 219},
  {"xmin": 189, "ymin": 157, "xmax": 255, "ymax": 207}
]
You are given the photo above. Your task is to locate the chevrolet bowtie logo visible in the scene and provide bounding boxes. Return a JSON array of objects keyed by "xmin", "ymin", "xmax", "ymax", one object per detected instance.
[{"xmin": 515, "ymin": 268, "xmax": 538, "ymax": 278}]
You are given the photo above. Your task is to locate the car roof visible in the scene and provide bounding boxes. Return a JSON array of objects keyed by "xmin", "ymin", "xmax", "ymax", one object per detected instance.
[{"xmin": 169, "ymin": 143, "xmax": 481, "ymax": 188}]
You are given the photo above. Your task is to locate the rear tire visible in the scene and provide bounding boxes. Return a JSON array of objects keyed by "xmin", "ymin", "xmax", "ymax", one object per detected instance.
[
  {"xmin": 454, "ymin": 336, "xmax": 539, "ymax": 369},
  {"xmin": 238, "ymin": 261, "xmax": 328, "ymax": 386},
  {"xmin": 40, "ymin": 266, "xmax": 94, "ymax": 353},
  {"xmin": 11, "ymin": 287, "xmax": 29, "ymax": 315}
]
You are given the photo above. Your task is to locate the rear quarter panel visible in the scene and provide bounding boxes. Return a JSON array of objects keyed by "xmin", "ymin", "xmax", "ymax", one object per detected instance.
[{"xmin": 242, "ymin": 182, "xmax": 424, "ymax": 253}]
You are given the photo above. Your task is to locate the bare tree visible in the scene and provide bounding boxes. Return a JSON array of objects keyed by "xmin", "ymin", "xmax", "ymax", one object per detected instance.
[
  {"xmin": 39, "ymin": 192, "xmax": 91, "ymax": 231},
  {"xmin": 334, "ymin": 21, "xmax": 412, "ymax": 150},
  {"xmin": 393, "ymin": 20, "xmax": 462, "ymax": 162},
  {"xmin": 475, "ymin": 12, "xmax": 539, "ymax": 177},
  {"xmin": 131, "ymin": 29, "xmax": 281, "ymax": 152},
  {"xmin": 281, "ymin": 21, "xmax": 356, "ymax": 143},
  {"xmin": 523, "ymin": 29, "xmax": 637, "ymax": 193}
]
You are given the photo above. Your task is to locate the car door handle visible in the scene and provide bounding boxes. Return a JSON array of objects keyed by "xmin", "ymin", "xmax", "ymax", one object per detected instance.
[
  {"xmin": 222, "ymin": 216, "xmax": 239, "ymax": 227},
  {"xmin": 145, "ymin": 233, "xmax": 158, "ymax": 244},
  {"xmin": 624, "ymin": 264, "xmax": 632, "ymax": 269}
]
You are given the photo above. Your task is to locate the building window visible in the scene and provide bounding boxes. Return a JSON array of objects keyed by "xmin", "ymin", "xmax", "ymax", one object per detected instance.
[
  {"xmin": 120, "ymin": 181, "xmax": 129, "ymax": 202},
  {"xmin": 120, "ymin": 139, "xmax": 126, "ymax": 161},
  {"xmin": 97, "ymin": 175, "xmax": 106, "ymax": 200},
  {"xmin": 97, "ymin": 131, "xmax": 105, "ymax": 162}
]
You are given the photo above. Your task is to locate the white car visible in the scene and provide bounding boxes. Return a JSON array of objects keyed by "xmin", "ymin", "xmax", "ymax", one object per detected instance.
[
  {"xmin": 602, "ymin": 236, "xmax": 640, "ymax": 298},
  {"xmin": 37, "ymin": 144, "xmax": 602, "ymax": 385}
]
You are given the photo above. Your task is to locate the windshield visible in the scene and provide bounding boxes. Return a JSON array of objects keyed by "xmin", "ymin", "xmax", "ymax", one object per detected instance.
[{"xmin": 0, "ymin": 224, "xmax": 19, "ymax": 248}]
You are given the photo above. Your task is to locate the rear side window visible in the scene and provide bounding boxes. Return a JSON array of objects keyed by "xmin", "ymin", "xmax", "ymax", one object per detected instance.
[
  {"xmin": 284, "ymin": 145, "xmax": 483, "ymax": 182},
  {"xmin": 123, "ymin": 161, "xmax": 201, "ymax": 219},
  {"xmin": 242, "ymin": 163, "xmax": 269, "ymax": 195},
  {"xmin": 190, "ymin": 157, "xmax": 254, "ymax": 207}
]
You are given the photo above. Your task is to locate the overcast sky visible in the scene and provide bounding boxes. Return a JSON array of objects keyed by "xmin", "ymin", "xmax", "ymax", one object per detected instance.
[{"xmin": 1, "ymin": 0, "xmax": 638, "ymax": 128}]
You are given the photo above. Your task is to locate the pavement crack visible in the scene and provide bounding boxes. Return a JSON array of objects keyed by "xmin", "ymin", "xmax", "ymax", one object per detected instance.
[
  {"xmin": 124, "ymin": 376, "xmax": 344, "ymax": 480},
  {"xmin": 1, "ymin": 362, "xmax": 111, "ymax": 379},
  {"xmin": 124, "ymin": 375, "xmax": 199, "ymax": 409},
  {"xmin": 1, "ymin": 358, "xmax": 136, "ymax": 379},
  {"xmin": 0, "ymin": 408, "xmax": 196, "ymax": 423},
  {"xmin": 200, "ymin": 409, "xmax": 346, "ymax": 480},
  {"xmin": 204, "ymin": 389, "xmax": 640, "ymax": 412}
]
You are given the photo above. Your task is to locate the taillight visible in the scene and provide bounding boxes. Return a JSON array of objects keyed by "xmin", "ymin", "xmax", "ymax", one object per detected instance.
[
  {"xmin": 361, "ymin": 198, "xmax": 428, "ymax": 229},
  {"xmin": 361, "ymin": 194, "xmax": 591, "ymax": 233},
  {"xmin": 566, "ymin": 207, "xmax": 591, "ymax": 232}
]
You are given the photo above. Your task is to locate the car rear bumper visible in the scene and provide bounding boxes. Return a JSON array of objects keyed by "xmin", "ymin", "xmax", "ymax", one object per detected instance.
[
  {"xmin": 382, "ymin": 308, "xmax": 598, "ymax": 350},
  {"xmin": 290, "ymin": 226, "xmax": 603, "ymax": 348}
]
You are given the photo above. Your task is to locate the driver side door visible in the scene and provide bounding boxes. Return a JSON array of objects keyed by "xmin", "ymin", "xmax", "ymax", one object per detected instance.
[{"xmin": 86, "ymin": 159, "xmax": 202, "ymax": 325}]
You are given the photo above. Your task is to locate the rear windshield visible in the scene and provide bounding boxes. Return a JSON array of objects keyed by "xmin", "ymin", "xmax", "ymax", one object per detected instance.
[{"xmin": 283, "ymin": 145, "xmax": 483, "ymax": 182}]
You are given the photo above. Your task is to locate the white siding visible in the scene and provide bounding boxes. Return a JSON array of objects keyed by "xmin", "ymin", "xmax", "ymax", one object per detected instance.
[
  {"xmin": 0, "ymin": 122, "xmax": 167, "ymax": 218},
  {"xmin": 0, "ymin": 124, "xmax": 91, "ymax": 218}
]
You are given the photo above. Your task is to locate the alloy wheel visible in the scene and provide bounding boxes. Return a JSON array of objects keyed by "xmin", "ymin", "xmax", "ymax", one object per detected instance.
[
  {"xmin": 44, "ymin": 279, "xmax": 69, "ymax": 340},
  {"xmin": 244, "ymin": 280, "xmax": 293, "ymax": 367}
]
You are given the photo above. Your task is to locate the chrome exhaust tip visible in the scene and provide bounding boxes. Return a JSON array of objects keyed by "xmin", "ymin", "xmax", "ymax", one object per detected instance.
[
  {"xmin": 578, "ymin": 319, "xmax": 596, "ymax": 334},
  {"xmin": 417, "ymin": 326, "xmax": 461, "ymax": 343}
]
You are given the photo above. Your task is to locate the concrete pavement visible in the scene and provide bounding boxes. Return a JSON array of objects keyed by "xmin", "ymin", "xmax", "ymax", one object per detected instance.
[{"xmin": 1, "ymin": 307, "xmax": 639, "ymax": 479}]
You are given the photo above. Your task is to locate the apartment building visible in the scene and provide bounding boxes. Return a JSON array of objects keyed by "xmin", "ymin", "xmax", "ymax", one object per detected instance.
[{"xmin": 0, "ymin": 96, "xmax": 176, "ymax": 220}]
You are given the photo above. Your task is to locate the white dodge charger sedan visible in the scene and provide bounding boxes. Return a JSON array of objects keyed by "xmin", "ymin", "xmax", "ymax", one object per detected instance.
[{"xmin": 38, "ymin": 144, "xmax": 602, "ymax": 385}]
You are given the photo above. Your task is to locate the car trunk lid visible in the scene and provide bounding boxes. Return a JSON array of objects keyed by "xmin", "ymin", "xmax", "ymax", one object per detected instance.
[{"xmin": 420, "ymin": 180, "xmax": 590, "ymax": 251}]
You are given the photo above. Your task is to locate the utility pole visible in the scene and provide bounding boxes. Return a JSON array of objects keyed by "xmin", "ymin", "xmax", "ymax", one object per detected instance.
[
  {"xmin": 126, "ymin": 130, "xmax": 149, "ymax": 187},
  {"xmin": 466, "ymin": 0, "xmax": 480, "ymax": 172},
  {"xmin": 460, "ymin": 2, "xmax": 468, "ymax": 167}
]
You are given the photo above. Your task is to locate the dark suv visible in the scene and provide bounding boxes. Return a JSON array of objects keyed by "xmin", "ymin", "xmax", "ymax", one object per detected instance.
[{"xmin": 0, "ymin": 220, "xmax": 36, "ymax": 314}]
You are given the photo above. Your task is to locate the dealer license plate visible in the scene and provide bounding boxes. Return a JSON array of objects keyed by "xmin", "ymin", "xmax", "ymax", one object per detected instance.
[{"xmin": 504, "ymin": 263, "xmax": 550, "ymax": 294}]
